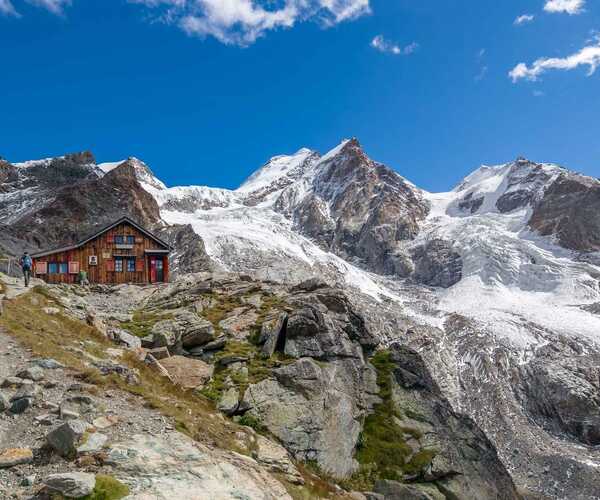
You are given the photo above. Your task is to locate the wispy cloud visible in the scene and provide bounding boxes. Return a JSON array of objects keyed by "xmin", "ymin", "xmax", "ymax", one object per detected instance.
[
  {"xmin": 370, "ymin": 35, "xmax": 418, "ymax": 55},
  {"xmin": 509, "ymin": 36, "xmax": 600, "ymax": 82},
  {"xmin": 26, "ymin": 0, "xmax": 72, "ymax": 15},
  {"xmin": 475, "ymin": 65, "xmax": 488, "ymax": 82},
  {"xmin": 133, "ymin": 0, "xmax": 371, "ymax": 46},
  {"xmin": 533, "ymin": 90, "xmax": 545, "ymax": 97},
  {"xmin": 1, "ymin": 0, "xmax": 71, "ymax": 16},
  {"xmin": 514, "ymin": 14, "xmax": 534, "ymax": 25},
  {"xmin": 543, "ymin": 0, "xmax": 584, "ymax": 15},
  {"xmin": 0, "ymin": 0, "xmax": 19, "ymax": 16}
]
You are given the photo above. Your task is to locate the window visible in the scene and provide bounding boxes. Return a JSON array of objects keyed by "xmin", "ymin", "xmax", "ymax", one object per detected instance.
[
  {"xmin": 58, "ymin": 263, "xmax": 68, "ymax": 274},
  {"xmin": 126, "ymin": 258, "xmax": 136, "ymax": 272},
  {"xmin": 48, "ymin": 263, "xmax": 58, "ymax": 274},
  {"xmin": 126, "ymin": 235, "xmax": 135, "ymax": 245},
  {"xmin": 114, "ymin": 235, "xmax": 124, "ymax": 244},
  {"xmin": 48, "ymin": 262, "xmax": 68, "ymax": 274},
  {"xmin": 115, "ymin": 258, "xmax": 123, "ymax": 272}
]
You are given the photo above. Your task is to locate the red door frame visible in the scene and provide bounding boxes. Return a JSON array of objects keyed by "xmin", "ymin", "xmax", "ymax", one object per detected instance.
[{"xmin": 148, "ymin": 255, "xmax": 168, "ymax": 283}]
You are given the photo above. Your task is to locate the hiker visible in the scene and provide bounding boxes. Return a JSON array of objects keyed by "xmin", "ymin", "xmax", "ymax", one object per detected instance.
[{"xmin": 19, "ymin": 252, "xmax": 33, "ymax": 287}]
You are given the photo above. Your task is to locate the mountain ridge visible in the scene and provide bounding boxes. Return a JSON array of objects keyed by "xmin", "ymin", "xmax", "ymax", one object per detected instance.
[{"xmin": 2, "ymin": 139, "xmax": 600, "ymax": 498}]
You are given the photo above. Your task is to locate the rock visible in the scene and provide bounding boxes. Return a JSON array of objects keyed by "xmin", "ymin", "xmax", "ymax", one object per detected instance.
[
  {"xmin": 112, "ymin": 328, "xmax": 142, "ymax": 349},
  {"xmin": 217, "ymin": 387, "xmax": 240, "ymax": 416},
  {"xmin": 0, "ymin": 392, "xmax": 8, "ymax": 411},
  {"xmin": 105, "ymin": 432, "xmax": 291, "ymax": 499},
  {"xmin": 242, "ymin": 293, "xmax": 263, "ymax": 308},
  {"xmin": 181, "ymin": 316, "xmax": 215, "ymax": 348},
  {"xmin": 86, "ymin": 311, "xmax": 108, "ymax": 337},
  {"xmin": 261, "ymin": 313, "xmax": 287, "ymax": 357},
  {"xmin": 93, "ymin": 415, "xmax": 119, "ymax": 429},
  {"xmin": 159, "ymin": 356, "xmax": 213, "ymax": 389},
  {"xmin": 218, "ymin": 307, "xmax": 260, "ymax": 339},
  {"xmin": 9, "ymin": 397, "xmax": 32, "ymax": 414},
  {"xmin": 77, "ymin": 432, "xmax": 108, "ymax": 454},
  {"xmin": 16, "ymin": 366, "xmax": 45, "ymax": 381},
  {"xmin": 363, "ymin": 493, "xmax": 384, "ymax": 500},
  {"xmin": 0, "ymin": 448, "xmax": 33, "ymax": 468},
  {"xmin": 217, "ymin": 355, "xmax": 248, "ymax": 367},
  {"xmin": 140, "ymin": 334, "xmax": 155, "ymax": 348},
  {"xmin": 43, "ymin": 306, "xmax": 60, "ymax": 315},
  {"xmin": 243, "ymin": 357, "xmax": 370, "ymax": 477},
  {"xmin": 45, "ymin": 472, "xmax": 96, "ymax": 498},
  {"xmin": 146, "ymin": 346, "xmax": 170, "ymax": 360},
  {"xmin": 11, "ymin": 383, "xmax": 41, "ymax": 401},
  {"xmin": 35, "ymin": 414, "xmax": 54, "ymax": 425},
  {"xmin": 21, "ymin": 475, "xmax": 36, "ymax": 487},
  {"xmin": 151, "ymin": 320, "xmax": 178, "ymax": 348},
  {"xmin": 153, "ymin": 311, "xmax": 216, "ymax": 349},
  {"xmin": 1, "ymin": 376, "xmax": 33, "ymax": 388},
  {"xmin": 290, "ymin": 278, "xmax": 329, "ymax": 293},
  {"xmin": 46, "ymin": 419, "xmax": 92, "ymax": 458},
  {"xmin": 409, "ymin": 239, "xmax": 462, "ymax": 288},
  {"xmin": 254, "ymin": 435, "xmax": 303, "ymax": 484},
  {"xmin": 374, "ymin": 480, "xmax": 438, "ymax": 500},
  {"xmin": 197, "ymin": 335, "xmax": 227, "ymax": 352}
]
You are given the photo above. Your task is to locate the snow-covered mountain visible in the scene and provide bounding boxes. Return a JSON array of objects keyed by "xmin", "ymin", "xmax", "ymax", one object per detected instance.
[{"xmin": 2, "ymin": 140, "xmax": 600, "ymax": 498}]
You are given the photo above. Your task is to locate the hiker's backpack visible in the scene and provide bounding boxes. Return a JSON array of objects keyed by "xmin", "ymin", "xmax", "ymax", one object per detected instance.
[{"xmin": 22, "ymin": 255, "xmax": 32, "ymax": 270}]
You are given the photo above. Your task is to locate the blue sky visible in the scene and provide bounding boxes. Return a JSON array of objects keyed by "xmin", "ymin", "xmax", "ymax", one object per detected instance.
[{"xmin": 1, "ymin": 0, "xmax": 599, "ymax": 192}]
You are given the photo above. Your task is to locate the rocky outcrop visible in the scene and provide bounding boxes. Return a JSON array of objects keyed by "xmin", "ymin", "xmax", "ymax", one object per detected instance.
[
  {"xmin": 409, "ymin": 239, "xmax": 462, "ymax": 288},
  {"xmin": 529, "ymin": 172, "xmax": 600, "ymax": 252},
  {"xmin": 271, "ymin": 139, "xmax": 430, "ymax": 279}
]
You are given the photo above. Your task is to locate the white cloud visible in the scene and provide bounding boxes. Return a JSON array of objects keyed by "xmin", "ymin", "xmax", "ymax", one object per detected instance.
[
  {"xmin": 509, "ymin": 37, "xmax": 600, "ymax": 82},
  {"xmin": 134, "ymin": 0, "xmax": 371, "ymax": 46},
  {"xmin": 514, "ymin": 14, "xmax": 534, "ymax": 25},
  {"xmin": 533, "ymin": 90, "xmax": 545, "ymax": 97},
  {"xmin": 371, "ymin": 35, "xmax": 418, "ymax": 55},
  {"xmin": 0, "ymin": 0, "xmax": 19, "ymax": 16},
  {"xmin": 543, "ymin": 0, "xmax": 584, "ymax": 15}
]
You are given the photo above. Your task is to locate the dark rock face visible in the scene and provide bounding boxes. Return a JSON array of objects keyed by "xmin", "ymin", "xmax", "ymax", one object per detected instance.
[
  {"xmin": 387, "ymin": 344, "xmax": 520, "ymax": 500},
  {"xmin": 410, "ymin": 239, "xmax": 462, "ymax": 288},
  {"xmin": 158, "ymin": 224, "xmax": 212, "ymax": 277},
  {"xmin": 529, "ymin": 172, "xmax": 600, "ymax": 252},
  {"xmin": 457, "ymin": 192, "xmax": 484, "ymax": 214},
  {"xmin": 517, "ymin": 346, "xmax": 600, "ymax": 446},
  {"xmin": 1, "ymin": 161, "xmax": 161, "ymax": 252},
  {"xmin": 287, "ymin": 139, "xmax": 430, "ymax": 278}
]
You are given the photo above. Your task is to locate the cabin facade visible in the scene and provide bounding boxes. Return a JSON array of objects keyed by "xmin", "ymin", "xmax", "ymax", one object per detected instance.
[{"xmin": 31, "ymin": 217, "xmax": 171, "ymax": 285}]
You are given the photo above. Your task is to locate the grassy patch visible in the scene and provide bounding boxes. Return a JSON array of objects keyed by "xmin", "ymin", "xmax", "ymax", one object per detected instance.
[
  {"xmin": 120, "ymin": 310, "xmax": 173, "ymax": 339},
  {"xmin": 201, "ymin": 293, "xmax": 243, "ymax": 331},
  {"xmin": 343, "ymin": 350, "xmax": 437, "ymax": 490}
]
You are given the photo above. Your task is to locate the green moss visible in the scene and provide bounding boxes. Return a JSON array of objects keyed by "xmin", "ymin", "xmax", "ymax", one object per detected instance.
[
  {"xmin": 346, "ymin": 350, "xmax": 437, "ymax": 490},
  {"xmin": 237, "ymin": 413, "xmax": 264, "ymax": 432},
  {"xmin": 84, "ymin": 475, "xmax": 129, "ymax": 500}
]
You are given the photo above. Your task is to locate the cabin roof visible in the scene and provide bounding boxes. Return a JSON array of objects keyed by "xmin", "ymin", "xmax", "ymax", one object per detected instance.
[{"xmin": 31, "ymin": 216, "xmax": 172, "ymax": 258}]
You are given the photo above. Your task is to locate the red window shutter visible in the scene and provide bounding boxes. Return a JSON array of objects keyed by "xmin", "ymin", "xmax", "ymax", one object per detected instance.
[
  {"xmin": 135, "ymin": 259, "xmax": 144, "ymax": 272},
  {"xmin": 106, "ymin": 260, "xmax": 115, "ymax": 272},
  {"xmin": 106, "ymin": 235, "xmax": 113, "ymax": 244},
  {"xmin": 36, "ymin": 261, "xmax": 48, "ymax": 275},
  {"xmin": 68, "ymin": 261, "xmax": 80, "ymax": 274}
]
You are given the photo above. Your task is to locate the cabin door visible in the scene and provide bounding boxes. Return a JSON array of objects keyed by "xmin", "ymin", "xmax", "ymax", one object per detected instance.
[{"xmin": 149, "ymin": 256, "xmax": 164, "ymax": 283}]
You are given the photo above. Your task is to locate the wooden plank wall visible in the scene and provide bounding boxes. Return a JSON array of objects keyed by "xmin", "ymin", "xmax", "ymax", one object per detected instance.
[{"xmin": 33, "ymin": 222, "xmax": 169, "ymax": 285}]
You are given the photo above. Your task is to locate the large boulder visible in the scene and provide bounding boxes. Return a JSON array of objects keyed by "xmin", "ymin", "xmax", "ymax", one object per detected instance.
[
  {"xmin": 46, "ymin": 419, "xmax": 92, "ymax": 459},
  {"xmin": 158, "ymin": 356, "xmax": 213, "ymax": 389},
  {"xmin": 243, "ymin": 357, "xmax": 378, "ymax": 477},
  {"xmin": 105, "ymin": 432, "xmax": 291, "ymax": 499}
]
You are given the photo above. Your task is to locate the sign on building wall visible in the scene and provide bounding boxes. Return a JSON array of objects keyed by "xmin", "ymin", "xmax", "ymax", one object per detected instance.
[{"xmin": 89, "ymin": 255, "xmax": 98, "ymax": 266}]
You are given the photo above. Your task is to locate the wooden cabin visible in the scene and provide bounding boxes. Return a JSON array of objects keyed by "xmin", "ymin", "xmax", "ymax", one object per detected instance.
[{"xmin": 31, "ymin": 216, "xmax": 171, "ymax": 285}]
